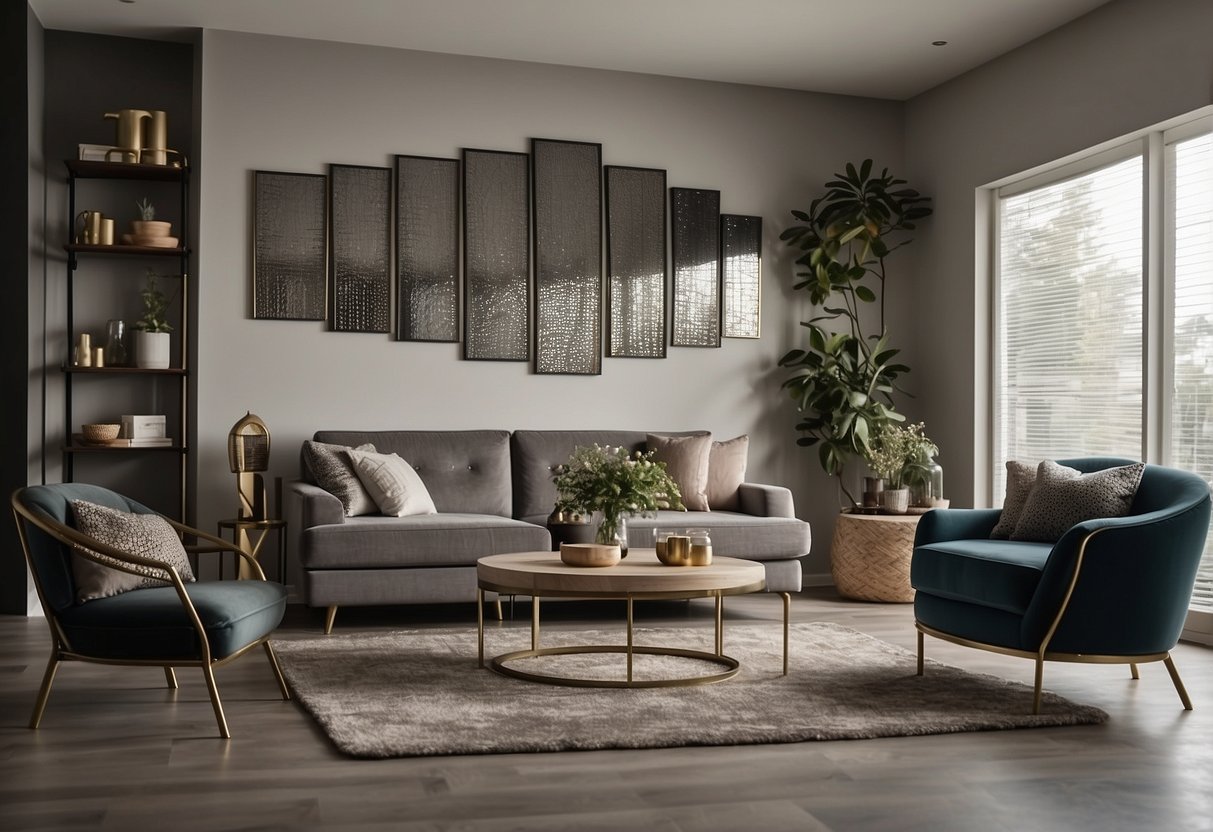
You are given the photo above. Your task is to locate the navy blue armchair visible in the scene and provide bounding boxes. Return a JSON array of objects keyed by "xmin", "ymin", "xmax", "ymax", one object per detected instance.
[
  {"xmin": 12, "ymin": 483, "xmax": 291, "ymax": 738},
  {"xmin": 911, "ymin": 458, "xmax": 1210, "ymax": 713}
]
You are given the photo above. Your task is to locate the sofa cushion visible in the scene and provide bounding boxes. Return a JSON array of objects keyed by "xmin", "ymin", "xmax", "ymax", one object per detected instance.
[
  {"xmin": 648, "ymin": 433, "xmax": 712, "ymax": 511},
  {"xmin": 348, "ymin": 448, "xmax": 438, "ymax": 517},
  {"xmin": 989, "ymin": 459, "xmax": 1038, "ymax": 539},
  {"xmin": 303, "ymin": 440, "xmax": 379, "ymax": 516},
  {"xmin": 708, "ymin": 435, "xmax": 748, "ymax": 511},
  {"xmin": 911, "ymin": 538, "xmax": 1053, "ymax": 615},
  {"xmin": 300, "ymin": 514, "xmax": 551, "ymax": 569},
  {"xmin": 1011, "ymin": 460, "xmax": 1145, "ymax": 543},
  {"xmin": 314, "ymin": 431, "xmax": 512, "ymax": 516}
]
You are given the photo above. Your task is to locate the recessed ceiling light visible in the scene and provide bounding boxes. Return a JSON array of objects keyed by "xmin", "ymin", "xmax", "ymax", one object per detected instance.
[{"xmin": 931, "ymin": 40, "xmax": 948, "ymax": 46}]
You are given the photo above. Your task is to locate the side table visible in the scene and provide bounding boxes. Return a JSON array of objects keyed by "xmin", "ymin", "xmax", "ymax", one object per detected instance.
[
  {"xmin": 216, "ymin": 517, "xmax": 287, "ymax": 582},
  {"xmin": 830, "ymin": 512, "xmax": 922, "ymax": 602}
]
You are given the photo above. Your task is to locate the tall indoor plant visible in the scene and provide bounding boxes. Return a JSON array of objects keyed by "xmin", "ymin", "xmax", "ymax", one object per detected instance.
[{"xmin": 778, "ymin": 160, "xmax": 932, "ymax": 507}]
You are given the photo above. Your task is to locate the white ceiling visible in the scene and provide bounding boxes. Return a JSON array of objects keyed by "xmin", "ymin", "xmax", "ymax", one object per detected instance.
[{"xmin": 27, "ymin": 0, "xmax": 1114, "ymax": 100}]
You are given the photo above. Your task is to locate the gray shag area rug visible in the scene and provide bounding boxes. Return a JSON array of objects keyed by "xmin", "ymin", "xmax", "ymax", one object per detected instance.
[{"xmin": 272, "ymin": 622, "xmax": 1107, "ymax": 758}]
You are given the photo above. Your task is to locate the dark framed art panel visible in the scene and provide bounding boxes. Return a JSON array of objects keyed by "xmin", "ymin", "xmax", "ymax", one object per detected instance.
[
  {"xmin": 329, "ymin": 164, "xmax": 391, "ymax": 333},
  {"xmin": 670, "ymin": 187, "xmax": 721, "ymax": 347},
  {"xmin": 462, "ymin": 149, "xmax": 530, "ymax": 361},
  {"xmin": 532, "ymin": 139, "xmax": 602, "ymax": 375},
  {"xmin": 252, "ymin": 170, "xmax": 327, "ymax": 321},
  {"xmin": 721, "ymin": 214, "xmax": 762, "ymax": 339},
  {"xmin": 395, "ymin": 155, "xmax": 460, "ymax": 342},
  {"xmin": 605, "ymin": 165, "xmax": 666, "ymax": 358}
]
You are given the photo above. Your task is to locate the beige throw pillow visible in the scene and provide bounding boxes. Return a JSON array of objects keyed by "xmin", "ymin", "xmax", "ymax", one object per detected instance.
[
  {"xmin": 989, "ymin": 460, "xmax": 1041, "ymax": 539},
  {"xmin": 71, "ymin": 500, "xmax": 196, "ymax": 604},
  {"xmin": 707, "ymin": 435, "xmax": 749, "ymax": 511},
  {"xmin": 347, "ymin": 448, "xmax": 438, "ymax": 517},
  {"xmin": 647, "ymin": 433, "xmax": 712, "ymax": 511},
  {"xmin": 303, "ymin": 440, "xmax": 378, "ymax": 516},
  {"xmin": 1010, "ymin": 460, "xmax": 1145, "ymax": 543}
]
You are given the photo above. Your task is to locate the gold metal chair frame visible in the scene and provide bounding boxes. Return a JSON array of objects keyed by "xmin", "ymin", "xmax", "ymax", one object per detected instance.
[
  {"xmin": 916, "ymin": 525, "xmax": 1192, "ymax": 714},
  {"xmin": 476, "ymin": 580, "xmax": 791, "ymax": 688},
  {"xmin": 11, "ymin": 492, "xmax": 292, "ymax": 739}
]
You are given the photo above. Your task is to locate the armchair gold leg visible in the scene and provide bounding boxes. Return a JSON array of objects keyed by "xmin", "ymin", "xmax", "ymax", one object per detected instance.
[
  {"xmin": 1130, "ymin": 663, "xmax": 1140, "ymax": 680},
  {"xmin": 263, "ymin": 641, "xmax": 291, "ymax": 700},
  {"xmin": 29, "ymin": 654, "xmax": 60, "ymax": 729},
  {"xmin": 164, "ymin": 667, "xmax": 179, "ymax": 689},
  {"xmin": 200, "ymin": 663, "xmax": 231, "ymax": 739},
  {"xmin": 1163, "ymin": 654, "xmax": 1194, "ymax": 710},
  {"xmin": 1032, "ymin": 657, "xmax": 1044, "ymax": 715},
  {"xmin": 324, "ymin": 605, "xmax": 338, "ymax": 635},
  {"xmin": 916, "ymin": 630, "xmax": 924, "ymax": 676}
]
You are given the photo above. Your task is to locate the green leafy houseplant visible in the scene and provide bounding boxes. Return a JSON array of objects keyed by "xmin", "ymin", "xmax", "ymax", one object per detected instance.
[
  {"xmin": 135, "ymin": 269, "xmax": 174, "ymax": 333},
  {"xmin": 777, "ymin": 160, "xmax": 932, "ymax": 507},
  {"xmin": 866, "ymin": 422, "xmax": 938, "ymax": 489},
  {"xmin": 553, "ymin": 445, "xmax": 684, "ymax": 548},
  {"xmin": 136, "ymin": 197, "xmax": 156, "ymax": 222}
]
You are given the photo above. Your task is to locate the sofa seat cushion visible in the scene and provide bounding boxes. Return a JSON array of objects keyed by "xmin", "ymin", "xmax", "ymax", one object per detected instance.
[
  {"xmin": 300, "ymin": 514, "xmax": 551, "ymax": 569},
  {"xmin": 57, "ymin": 580, "xmax": 287, "ymax": 661},
  {"xmin": 911, "ymin": 539, "xmax": 1052, "ymax": 615}
]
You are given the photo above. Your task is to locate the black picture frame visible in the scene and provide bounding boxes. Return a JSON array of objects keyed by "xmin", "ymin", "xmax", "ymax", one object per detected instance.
[
  {"xmin": 462, "ymin": 149, "xmax": 530, "ymax": 362},
  {"xmin": 721, "ymin": 214, "xmax": 762, "ymax": 339},
  {"xmin": 251, "ymin": 170, "xmax": 327, "ymax": 321},
  {"xmin": 395, "ymin": 155, "xmax": 460, "ymax": 342},
  {"xmin": 605, "ymin": 165, "xmax": 667, "ymax": 358},
  {"xmin": 670, "ymin": 187, "xmax": 721, "ymax": 347},
  {"xmin": 329, "ymin": 164, "xmax": 392, "ymax": 333},
  {"xmin": 532, "ymin": 139, "xmax": 603, "ymax": 375}
]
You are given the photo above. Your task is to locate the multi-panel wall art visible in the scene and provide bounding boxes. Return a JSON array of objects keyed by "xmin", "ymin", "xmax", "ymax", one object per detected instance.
[
  {"xmin": 462, "ymin": 149, "xmax": 530, "ymax": 361},
  {"xmin": 532, "ymin": 139, "xmax": 602, "ymax": 375},
  {"xmin": 329, "ymin": 164, "xmax": 391, "ymax": 333},
  {"xmin": 252, "ymin": 171, "xmax": 327, "ymax": 321},
  {"xmin": 395, "ymin": 155, "xmax": 459, "ymax": 342},
  {"xmin": 605, "ymin": 166, "xmax": 667, "ymax": 358},
  {"xmin": 721, "ymin": 214, "xmax": 762, "ymax": 339},
  {"xmin": 670, "ymin": 187, "xmax": 721, "ymax": 348}
]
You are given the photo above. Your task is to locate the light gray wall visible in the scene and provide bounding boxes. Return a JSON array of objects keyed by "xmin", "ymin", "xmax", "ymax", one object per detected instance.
[
  {"xmin": 195, "ymin": 31, "xmax": 905, "ymax": 585},
  {"xmin": 904, "ymin": 0, "xmax": 1213, "ymax": 508}
]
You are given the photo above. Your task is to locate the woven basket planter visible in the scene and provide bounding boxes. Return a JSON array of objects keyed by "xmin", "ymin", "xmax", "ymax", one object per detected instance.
[{"xmin": 830, "ymin": 512, "xmax": 922, "ymax": 603}]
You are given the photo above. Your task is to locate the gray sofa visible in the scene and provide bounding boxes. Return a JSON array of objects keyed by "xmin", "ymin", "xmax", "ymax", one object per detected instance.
[{"xmin": 286, "ymin": 429, "xmax": 812, "ymax": 630}]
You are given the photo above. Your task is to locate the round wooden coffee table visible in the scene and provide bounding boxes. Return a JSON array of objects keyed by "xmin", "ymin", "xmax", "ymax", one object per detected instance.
[{"xmin": 476, "ymin": 549, "xmax": 787, "ymax": 688}]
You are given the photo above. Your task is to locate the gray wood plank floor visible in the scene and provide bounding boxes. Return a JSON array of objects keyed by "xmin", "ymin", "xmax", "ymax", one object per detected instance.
[{"xmin": 1, "ymin": 589, "xmax": 1210, "ymax": 832}]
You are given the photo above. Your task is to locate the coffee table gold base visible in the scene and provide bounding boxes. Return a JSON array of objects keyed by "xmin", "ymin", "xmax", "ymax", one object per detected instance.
[{"xmin": 490, "ymin": 644, "xmax": 741, "ymax": 688}]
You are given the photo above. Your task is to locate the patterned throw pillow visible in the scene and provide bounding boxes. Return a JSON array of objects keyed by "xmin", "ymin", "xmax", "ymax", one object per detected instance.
[
  {"xmin": 707, "ymin": 435, "xmax": 749, "ymax": 511},
  {"xmin": 1009, "ymin": 460, "xmax": 1145, "ymax": 543},
  {"xmin": 302, "ymin": 441, "xmax": 378, "ymax": 516},
  {"xmin": 70, "ymin": 500, "xmax": 196, "ymax": 604},
  {"xmin": 647, "ymin": 433, "xmax": 712, "ymax": 511},
  {"xmin": 989, "ymin": 459, "xmax": 1045, "ymax": 539},
  {"xmin": 347, "ymin": 448, "xmax": 438, "ymax": 517}
]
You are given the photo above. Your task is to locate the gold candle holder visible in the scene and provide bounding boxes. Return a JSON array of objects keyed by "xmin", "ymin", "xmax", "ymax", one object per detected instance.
[{"xmin": 664, "ymin": 535, "xmax": 691, "ymax": 566}]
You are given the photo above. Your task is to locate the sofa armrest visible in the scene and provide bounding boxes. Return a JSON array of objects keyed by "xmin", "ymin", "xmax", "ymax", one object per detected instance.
[
  {"xmin": 285, "ymin": 480, "xmax": 345, "ymax": 530},
  {"xmin": 913, "ymin": 508, "xmax": 1002, "ymax": 546},
  {"xmin": 738, "ymin": 483, "xmax": 796, "ymax": 518}
]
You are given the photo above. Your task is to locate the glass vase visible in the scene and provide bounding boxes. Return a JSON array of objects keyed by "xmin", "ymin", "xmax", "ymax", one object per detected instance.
[
  {"xmin": 905, "ymin": 454, "xmax": 945, "ymax": 508},
  {"xmin": 595, "ymin": 512, "xmax": 628, "ymax": 558},
  {"xmin": 104, "ymin": 320, "xmax": 128, "ymax": 367}
]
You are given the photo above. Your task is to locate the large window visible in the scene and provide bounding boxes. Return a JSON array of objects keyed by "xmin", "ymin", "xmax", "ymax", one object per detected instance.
[{"xmin": 992, "ymin": 111, "xmax": 1213, "ymax": 632}]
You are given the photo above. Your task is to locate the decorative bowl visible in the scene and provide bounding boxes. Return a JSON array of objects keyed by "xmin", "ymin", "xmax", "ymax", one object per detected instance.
[
  {"xmin": 560, "ymin": 542, "xmax": 621, "ymax": 568},
  {"xmin": 81, "ymin": 423, "xmax": 121, "ymax": 443}
]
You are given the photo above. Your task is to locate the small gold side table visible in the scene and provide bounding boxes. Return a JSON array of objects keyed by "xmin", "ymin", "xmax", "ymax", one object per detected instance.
[
  {"xmin": 830, "ymin": 512, "xmax": 922, "ymax": 603},
  {"xmin": 216, "ymin": 517, "xmax": 286, "ymax": 581}
]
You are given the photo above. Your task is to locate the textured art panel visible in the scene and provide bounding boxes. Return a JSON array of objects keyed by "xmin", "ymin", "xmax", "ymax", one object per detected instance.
[
  {"xmin": 605, "ymin": 166, "xmax": 666, "ymax": 358},
  {"xmin": 463, "ymin": 149, "xmax": 530, "ymax": 361},
  {"xmin": 532, "ymin": 139, "xmax": 602, "ymax": 375},
  {"xmin": 395, "ymin": 156, "xmax": 460, "ymax": 342},
  {"xmin": 671, "ymin": 187, "xmax": 721, "ymax": 347},
  {"xmin": 252, "ymin": 171, "xmax": 327, "ymax": 320},
  {"xmin": 721, "ymin": 214, "xmax": 762, "ymax": 339},
  {"xmin": 329, "ymin": 164, "xmax": 391, "ymax": 333}
]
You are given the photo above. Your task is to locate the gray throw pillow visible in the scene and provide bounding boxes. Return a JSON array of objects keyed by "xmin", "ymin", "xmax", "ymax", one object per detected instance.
[
  {"xmin": 1009, "ymin": 460, "xmax": 1145, "ymax": 543},
  {"xmin": 648, "ymin": 433, "xmax": 713, "ymax": 512},
  {"xmin": 71, "ymin": 500, "xmax": 196, "ymax": 604},
  {"xmin": 707, "ymin": 435, "xmax": 749, "ymax": 511},
  {"xmin": 302, "ymin": 440, "xmax": 378, "ymax": 516},
  {"xmin": 990, "ymin": 459, "xmax": 1045, "ymax": 539}
]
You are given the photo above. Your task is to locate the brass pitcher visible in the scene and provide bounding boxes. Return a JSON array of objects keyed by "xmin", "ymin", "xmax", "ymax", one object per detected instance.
[
  {"xmin": 103, "ymin": 109, "xmax": 151, "ymax": 163},
  {"xmin": 75, "ymin": 210, "xmax": 104, "ymax": 245}
]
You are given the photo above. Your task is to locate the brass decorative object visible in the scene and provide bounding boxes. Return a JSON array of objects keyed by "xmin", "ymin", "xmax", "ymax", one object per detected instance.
[
  {"xmin": 103, "ymin": 108, "xmax": 151, "ymax": 163},
  {"xmin": 228, "ymin": 411, "xmax": 270, "ymax": 521}
]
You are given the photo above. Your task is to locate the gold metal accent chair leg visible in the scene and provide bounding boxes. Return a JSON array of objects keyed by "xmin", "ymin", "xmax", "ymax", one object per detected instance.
[
  {"xmin": 916, "ymin": 629, "xmax": 924, "ymax": 676},
  {"xmin": 29, "ymin": 654, "xmax": 60, "ymax": 729},
  {"xmin": 1032, "ymin": 657, "xmax": 1045, "ymax": 715},
  {"xmin": 164, "ymin": 666, "xmax": 179, "ymax": 689},
  {"xmin": 200, "ymin": 663, "xmax": 231, "ymax": 739},
  {"xmin": 263, "ymin": 641, "xmax": 291, "ymax": 700},
  {"xmin": 1130, "ymin": 663, "xmax": 1140, "ymax": 680},
  {"xmin": 324, "ymin": 605, "xmax": 338, "ymax": 635},
  {"xmin": 780, "ymin": 592, "xmax": 791, "ymax": 676},
  {"xmin": 1163, "ymin": 654, "xmax": 1194, "ymax": 710}
]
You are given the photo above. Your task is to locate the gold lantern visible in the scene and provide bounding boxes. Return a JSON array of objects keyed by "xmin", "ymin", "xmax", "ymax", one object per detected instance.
[{"xmin": 228, "ymin": 411, "xmax": 270, "ymax": 521}]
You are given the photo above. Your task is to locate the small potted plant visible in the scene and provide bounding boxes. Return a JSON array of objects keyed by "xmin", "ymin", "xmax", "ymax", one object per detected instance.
[
  {"xmin": 131, "ymin": 197, "xmax": 173, "ymax": 245},
  {"xmin": 865, "ymin": 422, "xmax": 938, "ymax": 514},
  {"xmin": 133, "ymin": 269, "xmax": 174, "ymax": 369}
]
